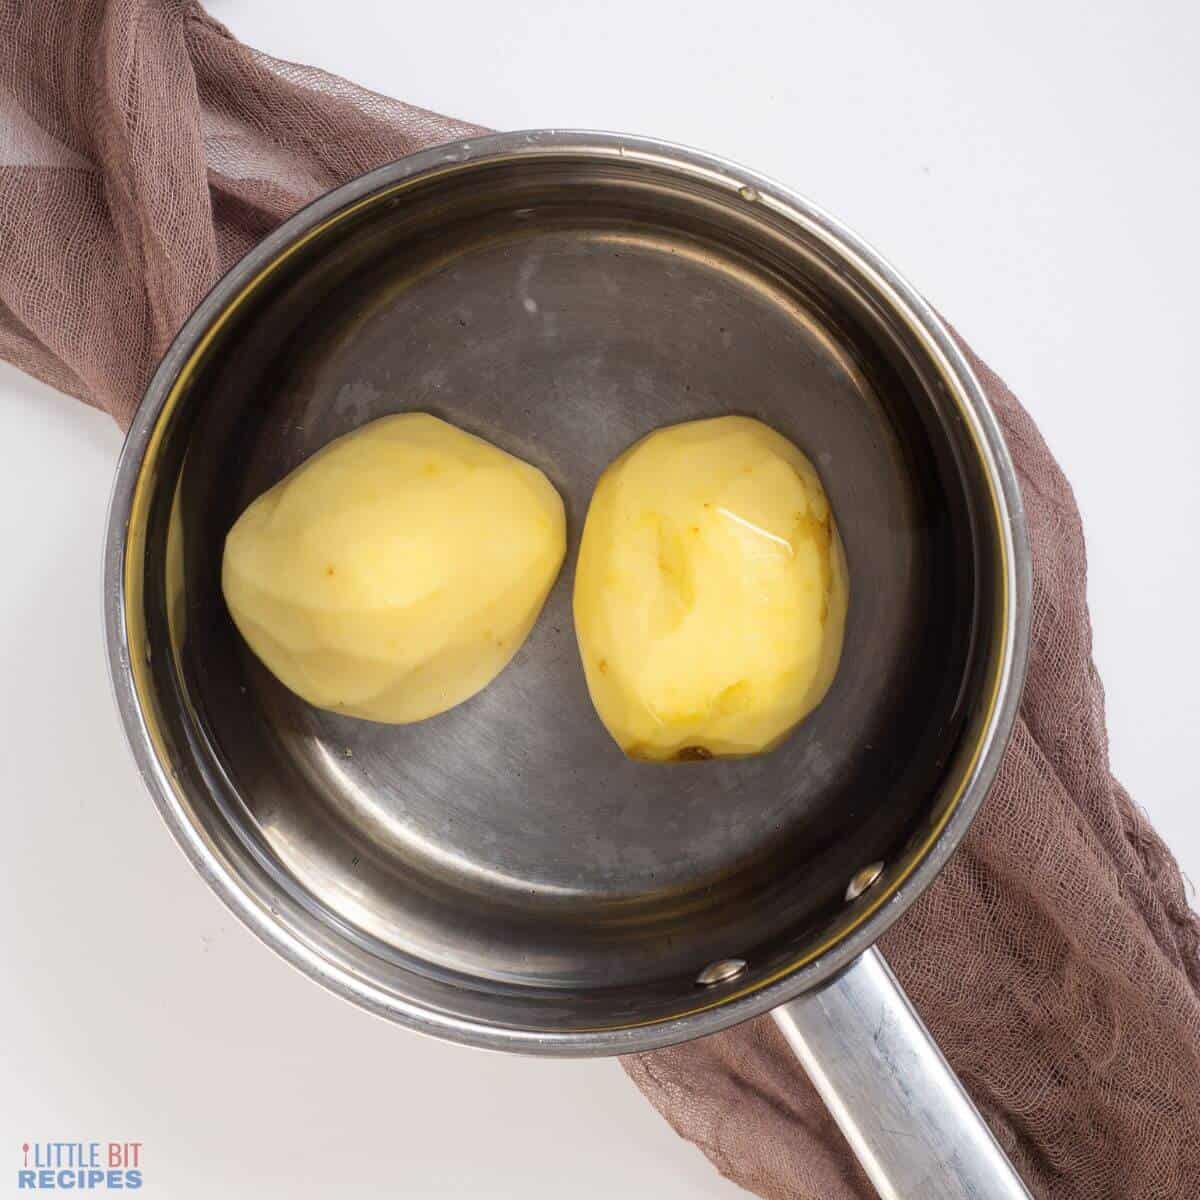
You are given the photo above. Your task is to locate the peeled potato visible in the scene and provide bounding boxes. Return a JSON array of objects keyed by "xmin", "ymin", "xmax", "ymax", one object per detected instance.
[
  {"xmin": 574, "ymin": 415, "xmax": 848, "ymax": 761},
  {"xmin": 222, "ymin": 412, "xmax": 565, "ymax": 723}
]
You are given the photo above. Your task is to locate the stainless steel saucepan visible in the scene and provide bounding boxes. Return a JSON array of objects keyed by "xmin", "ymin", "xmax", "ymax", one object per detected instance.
[{"xmin": 105, "ymin": 131, "xmax": 1032, "ymax": 1199}]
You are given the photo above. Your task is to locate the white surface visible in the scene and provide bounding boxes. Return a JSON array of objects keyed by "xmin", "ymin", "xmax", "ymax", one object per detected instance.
[{"xmin": 2, "ymin": 2, "xmax": 1197, "ymax": 1197}]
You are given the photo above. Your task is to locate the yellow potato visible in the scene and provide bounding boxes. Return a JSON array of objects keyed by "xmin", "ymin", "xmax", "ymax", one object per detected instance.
[
  {"xmin": 222, "ymin": 413, "xmax": 565, "ymax": 723},
  {"xmin": 574, "ymin": 416, "xmax": 848, "ymax": 761}
]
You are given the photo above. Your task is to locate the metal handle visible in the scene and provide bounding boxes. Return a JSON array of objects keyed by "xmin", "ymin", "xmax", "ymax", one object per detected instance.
[{"xmin": 772, "ymin": 946, "xmax": 1031, "ymax": 1200}]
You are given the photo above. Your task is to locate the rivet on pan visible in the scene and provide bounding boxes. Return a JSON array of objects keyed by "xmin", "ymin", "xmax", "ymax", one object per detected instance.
[
  {"xmin": 845, "ymin": 860, "xmax": 886, "ymax": 903},
  {"xmin": 697, "ymin": 958, "xmax": 748, "ymax": 986}
]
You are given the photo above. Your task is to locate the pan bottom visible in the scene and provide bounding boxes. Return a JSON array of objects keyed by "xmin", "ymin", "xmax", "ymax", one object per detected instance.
[{"xmin": 163, "ymin": 163, "xmax": 978, "ymax": 994}]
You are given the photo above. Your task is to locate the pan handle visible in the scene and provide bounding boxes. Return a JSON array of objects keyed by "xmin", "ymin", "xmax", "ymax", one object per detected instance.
[{"xmin": 772, "ymin": 946, "xmax": 1031, "ymax": 1200}]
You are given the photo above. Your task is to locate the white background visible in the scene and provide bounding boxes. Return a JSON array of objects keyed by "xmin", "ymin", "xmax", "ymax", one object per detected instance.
[{"xmin": 2, "ymin": 2, "xmax": 1197, "ymax": 1196}]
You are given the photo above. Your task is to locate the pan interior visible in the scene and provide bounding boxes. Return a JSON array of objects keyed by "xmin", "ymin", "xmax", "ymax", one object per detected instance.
[{"xmin": 141, "ymin": 151, "xmax": 990, "ymax": 1031}]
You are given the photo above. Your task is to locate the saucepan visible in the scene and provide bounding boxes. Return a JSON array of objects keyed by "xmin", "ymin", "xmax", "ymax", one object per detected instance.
[{"xmin": 104, "ymin": 131, "xmax": 1032, "ymax": 1199}]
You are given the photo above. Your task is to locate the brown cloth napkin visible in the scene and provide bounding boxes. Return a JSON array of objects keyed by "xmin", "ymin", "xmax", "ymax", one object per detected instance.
[{"xmin": 3, "ymin": 4, "xmax": 1198, "ymax": 1197}]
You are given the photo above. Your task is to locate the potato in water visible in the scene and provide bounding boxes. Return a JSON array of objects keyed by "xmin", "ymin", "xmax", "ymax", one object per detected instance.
[
  {"xmin": 222, "ymin": 413, "xmax": 565, "ymax": 723},
  {"xmin": 574, "ymin": 416, "xmax": 847, "ymax": 761}
]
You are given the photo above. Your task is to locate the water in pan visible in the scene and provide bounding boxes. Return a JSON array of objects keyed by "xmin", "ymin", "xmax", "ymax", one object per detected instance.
[{"xmin": 164, "ymin": 197, "xmax": 976, "ymax": 989}]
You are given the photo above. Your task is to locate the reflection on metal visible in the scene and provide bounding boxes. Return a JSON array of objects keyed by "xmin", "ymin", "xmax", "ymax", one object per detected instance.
[
  {"xmin": 845, "ymin": 860, "xmax": 885, "ymax": 902},
  {"xmin": 774, "ymin": 947, "xmax": 1032, "ymax": 1199},
  {"xmin": 697, "ymin": 958, "xmax": 748, "ymax": 986}
]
